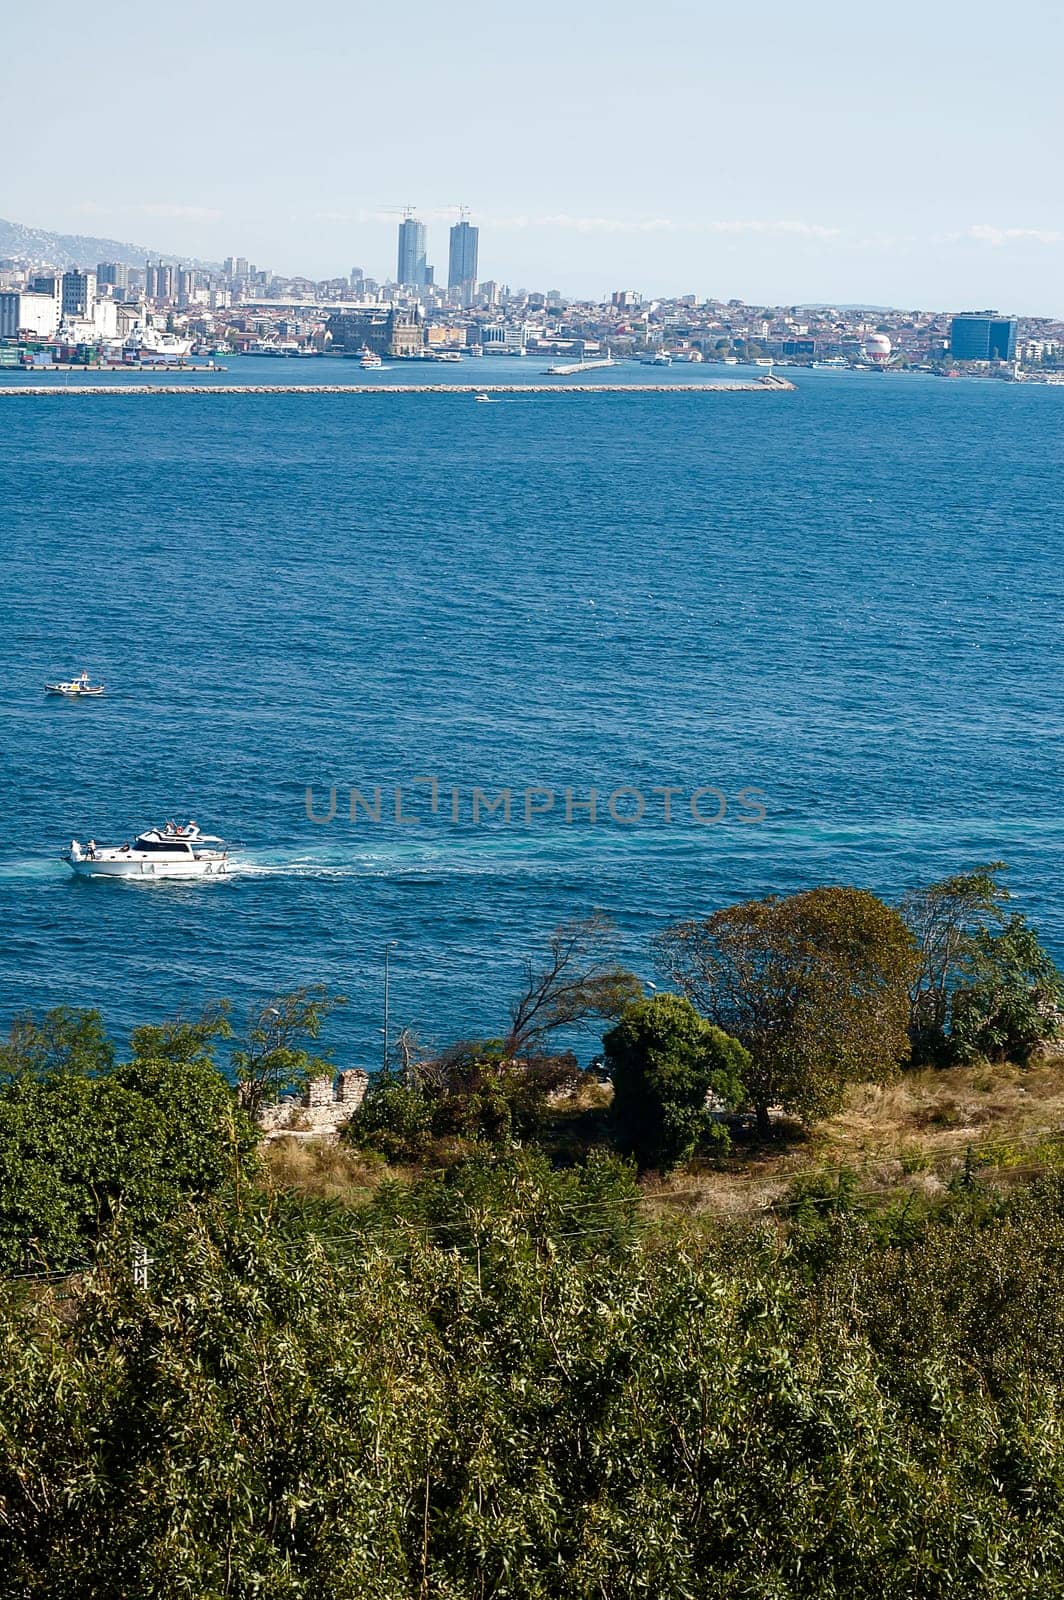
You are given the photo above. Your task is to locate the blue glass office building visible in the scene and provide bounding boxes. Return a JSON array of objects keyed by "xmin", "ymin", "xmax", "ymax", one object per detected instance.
[{"xmin": 949, "ymin": 314, "xmax": 1018, "ymax": 361}]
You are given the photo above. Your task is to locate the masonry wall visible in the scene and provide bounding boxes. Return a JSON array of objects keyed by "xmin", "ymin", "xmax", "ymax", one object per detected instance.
[{"xmin": 257, "ymin": 1069, "xmax": 369, "ymax": 1139}]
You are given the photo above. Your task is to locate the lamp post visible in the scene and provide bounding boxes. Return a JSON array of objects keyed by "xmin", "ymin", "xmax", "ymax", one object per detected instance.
[{"xmin": 383, "ymin": 941, "xmax": 398, "ymax": 1072}]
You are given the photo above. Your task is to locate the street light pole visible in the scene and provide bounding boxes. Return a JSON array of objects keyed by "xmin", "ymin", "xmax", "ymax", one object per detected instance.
[{"xmin": 383, "ymin": 941, "xmax": 398, "ymax": 1072}]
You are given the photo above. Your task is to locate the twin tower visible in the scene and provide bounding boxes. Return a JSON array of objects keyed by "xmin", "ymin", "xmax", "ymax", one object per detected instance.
[{"xmin": 397, "ymin": 215, "xmax": 479, "ymax": 304}]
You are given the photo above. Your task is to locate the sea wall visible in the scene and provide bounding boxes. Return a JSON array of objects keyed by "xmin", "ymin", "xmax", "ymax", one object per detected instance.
[{"xmin": 0, "ymin": 379, "xmax": 795, "ymax": 397}]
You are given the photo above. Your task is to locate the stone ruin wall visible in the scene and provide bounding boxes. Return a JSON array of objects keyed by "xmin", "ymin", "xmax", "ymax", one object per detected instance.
[{"xmin": 257, "ymin": 1069, "xmax": 369, "ymax": 1140}]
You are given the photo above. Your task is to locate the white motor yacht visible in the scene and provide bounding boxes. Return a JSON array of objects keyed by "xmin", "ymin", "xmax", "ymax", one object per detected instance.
[{"xmin": 64, "ymin": 821, "xmax": 233, "ymax": 879}]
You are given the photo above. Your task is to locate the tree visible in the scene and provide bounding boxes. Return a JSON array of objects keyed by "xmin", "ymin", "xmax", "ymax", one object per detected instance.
[
  {"xmin": 900, "ymin": 862, "xmax": 1010, "ymax": 1062},
  {"xmin": 656, "ymin": 887, "xmax": 918, "ymax": 1135},
  {"xmin": 0, "ymin": 1007, "xmax": 114, "ymax": 1083},
  {"xmin": 605, "ymin": 993, "xmax": 748, "ymax": 1170},
  {"xmin": 0, "ymin": 1051, "xmax": 257, "ymax": 1272},
  {"xmin": 950, "ymin": 912, "xmax": 1064, "ymax": 1063},
  {"xmin": 346, "ymin": 1071, "xmax": 435, "ymax": 1163},
  {"xmin": 129, "ymin": 1003, "xmax": 232, "ymax": 1064},
  {"xmin": 504, "ymin": 915, "xmax": 642, "ymax": 1058},
  {"xmin": 231, "ymin": 986, "xmax": 345, "ymax": 1115}
]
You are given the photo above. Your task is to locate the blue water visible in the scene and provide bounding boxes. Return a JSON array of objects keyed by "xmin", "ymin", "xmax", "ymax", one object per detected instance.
[{"xmin": 2, "ymin": 361, "xmax": 1062, "ymax": 1065}]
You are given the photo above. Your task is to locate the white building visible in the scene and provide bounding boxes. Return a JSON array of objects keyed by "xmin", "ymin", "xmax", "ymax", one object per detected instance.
[
  {"xmin": 480, "ymin": 322, "xmax": 533, "ymax": 354},
  {"xmin": 0, "ymin": 290, "xmax": 60, "ymax": 339}
]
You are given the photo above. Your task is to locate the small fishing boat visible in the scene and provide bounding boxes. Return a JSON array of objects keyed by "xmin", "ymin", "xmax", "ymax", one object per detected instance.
[
  {"xmin": 64, "ymin": 820, "xmax": 233, "ymax": 879},
  {"xmin": 474, "ymin": 391, "xmax": 492, "ymax": 403},
  {"xmin": 45, "ymin": 673, "xmax": 104, "ymax": 697}
]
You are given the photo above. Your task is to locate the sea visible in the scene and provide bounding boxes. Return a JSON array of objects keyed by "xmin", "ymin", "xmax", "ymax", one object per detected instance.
[{"xmin": 1, "ymin": 356, "xmax": 1061, "ymax": 1066}]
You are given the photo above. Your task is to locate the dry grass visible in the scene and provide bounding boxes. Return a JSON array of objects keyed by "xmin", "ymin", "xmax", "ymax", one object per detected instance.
[
  {"xmin": 261, "ymin": 1136, "xmax": 397, "ymax": 1208},
  {"xmin": 821, "ymin": 1057, "xmax": 1064, "ymax": 1166},
  {"xmin": 645, "ymin": 1057, "xmax": 1064, "ymax": 1221}
]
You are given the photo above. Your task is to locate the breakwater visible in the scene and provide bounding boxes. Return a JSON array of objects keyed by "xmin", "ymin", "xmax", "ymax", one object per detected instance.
[{"xmin": 0, "ymin": 379, "xmax": 795, "ymax": 397}]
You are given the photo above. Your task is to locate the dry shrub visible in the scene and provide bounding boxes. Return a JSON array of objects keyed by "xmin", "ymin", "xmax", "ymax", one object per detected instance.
[{"xmin": 262, "ymin": 1137, "xmax": 390, "ymax": 1206}]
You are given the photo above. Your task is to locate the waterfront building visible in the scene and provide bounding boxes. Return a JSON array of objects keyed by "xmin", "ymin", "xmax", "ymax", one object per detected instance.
[
  {"xmin": 397, "ymin": 217, "xmax": 429, "ymax": 287},
  {"xmin": 326, "ymin": 305, "xmax": 423, "ymax": 357},
  {"xmin": 949, "ymin": 312, "xmax": 1017, "ymax": 361},
  {"xmin": 0, "ymin": 289, "xmax": 60, "ymax": 339},
  {"xmin": 447, "ymin": 220, "xmax": 479, "ymax": 307},
  {"xmin": 61, "ymin": 270, "xmax": 96, "ymax": 319},
  {"xmin": 478, "ymin": 321, "xmax": 532, "ymax": 354}
]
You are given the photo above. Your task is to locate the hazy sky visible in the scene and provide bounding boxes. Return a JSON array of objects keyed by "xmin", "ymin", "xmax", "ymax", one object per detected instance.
[{"xmin": 5, "ymin": 0, "xmax": 1062, "ymax": 311}]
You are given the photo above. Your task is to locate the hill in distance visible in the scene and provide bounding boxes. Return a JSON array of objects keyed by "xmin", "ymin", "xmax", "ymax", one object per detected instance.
[{"xmin": 0, "ymin": 216, "xmax": 217, "ymax": 272}]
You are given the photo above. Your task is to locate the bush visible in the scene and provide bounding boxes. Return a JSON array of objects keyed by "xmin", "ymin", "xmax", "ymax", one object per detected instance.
[
  {"xmin": 346, "ymin": 1075, "xmax": 435, "ymax": 1163},
  {"xmin": 605, "ymin": 992, "xmax": 748, "ymax": 1169},
  {"xmin": 0, "ymin": 1049, "xmax": 257, "ymax": 1272}
]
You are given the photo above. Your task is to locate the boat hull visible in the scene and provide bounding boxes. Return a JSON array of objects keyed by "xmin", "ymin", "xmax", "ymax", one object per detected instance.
[{"xmin": 66, "ymin": 856, "xmax": 230, "ymax": 879}]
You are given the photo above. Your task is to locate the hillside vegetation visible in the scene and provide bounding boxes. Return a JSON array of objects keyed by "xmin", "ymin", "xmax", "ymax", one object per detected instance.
[{"xmin": 0, "ymin": 863, "xmax": 1062, "ymax": 1596}]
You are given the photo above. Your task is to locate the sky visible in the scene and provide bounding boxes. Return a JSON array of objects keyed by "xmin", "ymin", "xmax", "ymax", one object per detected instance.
[{"xmin": 4, "ymin": 0, "xmax": 1063, "ymax": 312}]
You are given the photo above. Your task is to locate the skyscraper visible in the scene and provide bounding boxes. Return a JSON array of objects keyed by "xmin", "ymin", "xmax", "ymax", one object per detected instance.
[
  {"xmin": 397, "ymin": 216, "xmax": 428, "ymax": 286},
  {"xmin": 447, "ymin": 220, "xmax": 479, "ymax": 307}
]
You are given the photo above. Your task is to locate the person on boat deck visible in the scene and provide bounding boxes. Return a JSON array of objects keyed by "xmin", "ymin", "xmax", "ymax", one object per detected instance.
[{"xmin": 86, "ymin": 840, "xmax": 97, "ymax": 859}]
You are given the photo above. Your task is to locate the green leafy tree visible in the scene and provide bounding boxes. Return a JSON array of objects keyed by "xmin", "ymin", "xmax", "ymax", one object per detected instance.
[
  {"xmin": 350, "ymin": 1043, "xmax": 584, "ymax": 1159},
  {"xmin": 900, "ymin": 862, "xmax": 1010, "ymax": 1062},
  {"xmin": 129, "ymin": 1002, "xmax": 232, "ymax": 1064},
  {"xmin": 347, "ymin": 1071, "xmax": 435, "ymax": 1162},
  {"xmin": 6, "ymin": 1160, "xmax": 1064, "ymax": 1594},
  {"xmin": 950, "ymin": 912, "xmax": 1064, "ymax": 1062},
  {"xmin": 0, "ymin": 1007, "xmax": 114, "ymax": 1083},
  {"xmin": 605, "ymin": 992, "xmax": 748, "ymax": 1169},
  {"xmin": 232, "ymin": 986, "xmax": 344, "ymax": 1115},
  {"xmin": 656, "ymin": 887, "xmax": 918, "ymax": 1134},
  {"xmin": 0, "ymin": 1054, "xmax": 257, "ymax": 1271}
]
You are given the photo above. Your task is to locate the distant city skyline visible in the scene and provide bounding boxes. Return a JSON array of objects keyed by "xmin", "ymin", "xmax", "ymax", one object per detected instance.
[{"xmin": 2, "ymin": 0, "xmax": 1062, "ymax": 314}]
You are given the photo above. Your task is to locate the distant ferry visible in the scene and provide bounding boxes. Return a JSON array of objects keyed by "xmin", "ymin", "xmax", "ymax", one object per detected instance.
[
  {"xmin": 752, "ymin": 358, "xmax": 773, "ymax": 368},
  {"xmin": 651, "ymin": 351, "xmax": 672, "ymax": 366},
  {"xmin": 246, "ymin": 339, "xmax": 305, "ymax": 357},
  {"xmin": 360, "ymin": 349, "xmax": 383, "ymax": 369},
  {"xmin": 125, "ymin": 328, "xmax": 194, "ymax": 359},
  {"xmin": 432, "ymin": 351, "xmax": 463, "ymax": 362}
]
